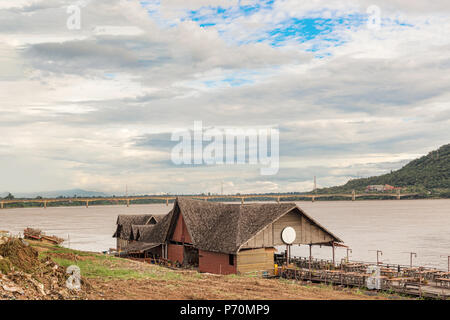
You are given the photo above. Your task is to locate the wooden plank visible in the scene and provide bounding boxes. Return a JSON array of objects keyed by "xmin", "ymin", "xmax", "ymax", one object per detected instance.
[
  {"xmin": 237, "ymin": 248, "xmax": 274, "ymax": 274},
  {"xmin": 237, "ymin": 248, "xmax": 274, "ymax": 273}
]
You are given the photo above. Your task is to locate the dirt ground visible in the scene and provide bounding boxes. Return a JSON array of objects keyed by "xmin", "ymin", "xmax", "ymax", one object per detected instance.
[
  {"xmin": 84, "ymin": 259, "xmax": 389, "ymax": 300},
  {"xmin": 87, "ymin": 276, "xmax": 387, "ymax": 300}
]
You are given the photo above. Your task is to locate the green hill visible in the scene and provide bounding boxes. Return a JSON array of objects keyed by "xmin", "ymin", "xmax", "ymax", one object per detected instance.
[{"xmin": 317, "ymin": 144, "xmax": 450, "ymax": 198}]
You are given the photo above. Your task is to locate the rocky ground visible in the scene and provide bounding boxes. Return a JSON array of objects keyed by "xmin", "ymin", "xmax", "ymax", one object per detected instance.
[{"xmin": 0, "ymin": 237, "xmax": 90, "ymax": 300}]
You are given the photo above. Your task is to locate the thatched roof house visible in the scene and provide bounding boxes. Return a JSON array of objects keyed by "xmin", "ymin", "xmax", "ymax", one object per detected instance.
[
  {"xmin": 113, "ymin": 214, "xmax": 164, "ymax": 251},
  {"xmin": 114, "ymin": 198, "xmax": 343, "ymax": 275},
  {"xmin": 169, "ymin": 199, "xmax": 342, "ymax": 254}
]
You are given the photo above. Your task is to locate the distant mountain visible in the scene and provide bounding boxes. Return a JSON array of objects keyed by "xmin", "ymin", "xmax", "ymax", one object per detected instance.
[
  {"xmin": 317, "ymin": 144, "xmax": 450, "ymax": 195},
  {"xmin": 0, "ymin": 192, "xmax": 10, "ymax": 198},
  {"xmin": 13, "ymin": 189, "xmax": 112, "ymax": 199}
]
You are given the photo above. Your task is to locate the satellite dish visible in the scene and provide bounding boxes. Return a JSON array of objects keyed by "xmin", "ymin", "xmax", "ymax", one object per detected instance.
[{"xmin": 281, "ymin": 227, "xmax": 296, "ymax": 245}]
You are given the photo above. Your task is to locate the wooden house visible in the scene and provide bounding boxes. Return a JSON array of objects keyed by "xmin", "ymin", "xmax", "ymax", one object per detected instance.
[{"xmin": 116, "ymin": 198, "xmax": 343, "ymax": 275}]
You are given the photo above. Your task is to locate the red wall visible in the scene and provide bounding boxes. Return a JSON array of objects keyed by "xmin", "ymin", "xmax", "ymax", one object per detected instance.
[
  {"xmin": 168, "ymin": 244, "xmax": 184, "ymax": 263},
  {"xmin": 171, "ymin": 213, "xmax": 192, "ymax": 244},
  {"xmin": 199, "ymin": 250, "xmax": 236, "ymax": 275}
]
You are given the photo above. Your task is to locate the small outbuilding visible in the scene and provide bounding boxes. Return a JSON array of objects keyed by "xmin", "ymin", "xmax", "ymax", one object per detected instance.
[{"xmin": 113, "ymin": 214, "xmax": 162, "ymax": 251}]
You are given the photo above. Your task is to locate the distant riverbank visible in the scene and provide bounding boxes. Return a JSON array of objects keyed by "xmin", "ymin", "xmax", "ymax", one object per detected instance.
[{"xmin": 1, "ymin": 192, "xmax": 447, "ymax": 210}]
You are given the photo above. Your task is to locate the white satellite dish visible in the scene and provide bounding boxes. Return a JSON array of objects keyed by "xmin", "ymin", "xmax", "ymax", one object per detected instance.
[{"xmin": 281, "ymin": 227, "xmax": 296, "ymax": 245}]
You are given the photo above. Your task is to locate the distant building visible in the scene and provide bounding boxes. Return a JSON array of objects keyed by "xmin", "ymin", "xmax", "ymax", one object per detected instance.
[
  {"xmin": 365, "ymin": 184, "xmax": 398, "ymax": 192},
  {"xmin": 366, "ymin": 185, "xmax": 385, "ymax": 192}
]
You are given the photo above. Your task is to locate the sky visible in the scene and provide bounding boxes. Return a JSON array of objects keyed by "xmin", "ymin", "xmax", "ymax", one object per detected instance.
[{"xmin": 0, "ymin": 0, "xmax": 449, "ymax": 195}]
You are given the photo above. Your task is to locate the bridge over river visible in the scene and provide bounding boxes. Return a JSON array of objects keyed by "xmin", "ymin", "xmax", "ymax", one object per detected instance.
[{"xmin": 0, "ymin": 190, "xmax": 418, "ymax": 209}]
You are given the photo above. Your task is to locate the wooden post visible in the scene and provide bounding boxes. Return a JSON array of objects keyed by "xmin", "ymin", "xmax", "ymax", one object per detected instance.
[
  {"xmin": 332, "ymin": 242, "xmax": 335, "ymax": 267},
  {"xmin": 241, "ymin": 197, "xmax": 244, "ymax": 205},
  {"xmin": 287, "ymin": 245, "xmax": 291, "ymax": 266},
  {"xmin": 397, "ymin": 189, "xmax": 401, "ymax": 200},
  {"xmin": 309, "ymin": 244, "xmax": 312, "ymax": 281},
  {"xmin": 166, "ymin": 198, "xmax": 169, "ymax": 206},
  {"xmin": 86, "ymin": 201, "xmax": 89, "ymax": 208},
  {"xmin": 127, "ymin": 199, "xmax": 130, "ymax": 207},
  {"xmin": 0, "ymin": 202, "xmax": 3, "ymax": 209},
  {"xmin": 377, "ymin": 250, "xmax": 382, "ymax": 265},
  {"xmin": 409, "ymin": 252, "xmax": 417, "ymax": 268},
  {"xmin": 277, "ymin": 197, "xmax": 280, "ymax": 203},
  {"xmin": 346, "ymin": 248, "xmax": 352, "ymax": 263},
  {"xmin": 352, "ymin": 190, "xmax": 356, "ymax": 201},
  {"xmin": 44, "ymin": 201, "xmax": 47, "ymax": 209},
  {"xmin": 441, "ymin": 255, "xmax": 450, "ymax": 272}
]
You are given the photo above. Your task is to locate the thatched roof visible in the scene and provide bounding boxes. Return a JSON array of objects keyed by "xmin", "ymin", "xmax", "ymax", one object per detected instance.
[
  {"xmin": 122, "ymin": 198, "xmax": 343, "ymax": 255},
  {"xmin": 113, "ymin": 214, "xmax": 161, "ymax": 239},
  {"xmin": 169, "ymin": 198, "xmax": 343, "ymax": 254},
  {"xmin": 152, "ymin": 215, "xmax": 164, "ymax": 223},
  {"xmin": 138, "ymin": 209, "xmax": 174, "ymax": 244},
  {"xmin": 130, "ymin": 224, "xmax": 156, "ymax": 241}
]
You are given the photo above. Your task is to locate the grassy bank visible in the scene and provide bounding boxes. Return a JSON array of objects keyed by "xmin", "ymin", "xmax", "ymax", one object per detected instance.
[{"xmin": 30, "ymin": 242, "xmax": 406, "ymax": 300}]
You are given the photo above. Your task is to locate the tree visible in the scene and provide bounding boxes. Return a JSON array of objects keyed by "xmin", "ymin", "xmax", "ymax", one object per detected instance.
[{"xmin": 4, "ymin": 193, "xmax": 14, "ymax": 200}]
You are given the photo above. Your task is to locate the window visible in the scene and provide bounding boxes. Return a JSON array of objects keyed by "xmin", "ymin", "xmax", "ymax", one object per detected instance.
[{"xmin": 229, "ymin": 254, "xmax": 234, "ymax": 266}]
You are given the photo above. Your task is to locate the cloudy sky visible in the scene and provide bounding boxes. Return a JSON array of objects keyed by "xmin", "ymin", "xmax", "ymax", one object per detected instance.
[{"xmin": 0, "ymin": 0, "xmax": 449, "ymax": 195}]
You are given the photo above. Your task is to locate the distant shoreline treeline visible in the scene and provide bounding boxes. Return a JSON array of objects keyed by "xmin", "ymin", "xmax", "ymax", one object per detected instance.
[{"xmin": 1, "ymin": 193, "xmax": 448, "ymax": 209}]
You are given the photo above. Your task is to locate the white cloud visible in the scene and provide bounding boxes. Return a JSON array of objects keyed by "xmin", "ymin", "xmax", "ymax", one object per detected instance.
[{"xmin": 0, "ymin": 0, "xmax": 449, "ymax": 194}]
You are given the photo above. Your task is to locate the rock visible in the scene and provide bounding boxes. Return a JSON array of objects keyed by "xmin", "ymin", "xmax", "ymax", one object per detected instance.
[{"xmin": 2, "ymin": 284, "xmax": 24, "ymax": 295}]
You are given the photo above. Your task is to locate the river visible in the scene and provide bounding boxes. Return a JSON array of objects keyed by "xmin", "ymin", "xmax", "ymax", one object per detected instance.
[{"xmin": 1, "ymin": 199, "xmax": 449, "ymax": 270}]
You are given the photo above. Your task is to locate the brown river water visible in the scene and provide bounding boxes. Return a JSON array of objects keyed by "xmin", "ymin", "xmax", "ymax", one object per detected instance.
[{"xmin": 0, "ymin": 199, "xmax": 449, "ymax": 270}]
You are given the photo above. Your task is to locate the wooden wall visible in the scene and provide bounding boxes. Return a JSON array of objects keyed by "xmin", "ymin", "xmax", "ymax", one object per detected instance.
[
  {"xmin": 240, "ymin": 223, "xmax": 273, "ymax": 249},
  {"xmin": 240, "ymin": 208, "xmax": 334, "ymax": 249},
  {"xmin": 117, "ymin": 238, "xmax": 129, "ymax": 251},
  {"xmin": 171, "ymin": 213, "xmax": 192, "ymax": 244},
  {"xmin": 237, "ymin": 248, "xmax": 274, "ymax": 275},
  {"xmin": 168, "ymin": 243, "xmax": 184, "ymax": 263},
  {"xmin": 199, "ymin": 250, "xmax": 237, "ymax": 275},
  {"xmin": 273, "ymin": 209, "xmax": 334, "ymax": 245}
]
